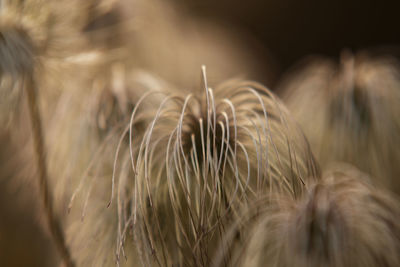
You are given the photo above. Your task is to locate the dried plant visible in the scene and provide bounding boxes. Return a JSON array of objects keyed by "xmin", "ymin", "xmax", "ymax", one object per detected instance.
[
  {"xmin": 281, "ymin": 52, "xmax": 400, "ymax": 195},
  {"xmin": 216, "ymin": 164, "xmax": 400, "ymax": 267},
  {"xmin": 62, "ymin": 67, "xmax": 318, "ymax": 266},
  {"xmin": 88, "ymin": 67, "xmax": 317, "ymax": 267}
]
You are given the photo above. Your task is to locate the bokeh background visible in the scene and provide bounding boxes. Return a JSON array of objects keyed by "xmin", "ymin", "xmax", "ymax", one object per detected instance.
[{"xmin": 177, "ymin": 0, "xmax": 400, "ymax": 83}]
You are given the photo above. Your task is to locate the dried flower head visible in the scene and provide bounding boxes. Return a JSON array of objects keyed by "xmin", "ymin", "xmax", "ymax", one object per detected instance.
[
  {"xmin": 105, "ymin": 68, "xmax": 319, "ymax": 266},
  {"xmin": 63, "ymin": 67, "xmax": 318, "ymax": 266},
  {"xmin": 217, "ymin": 164, "xmax": 400, "ymax": 267},
  {"xmin": 281, "ymin": 52, "xmax": 400, "ymax": 195}
]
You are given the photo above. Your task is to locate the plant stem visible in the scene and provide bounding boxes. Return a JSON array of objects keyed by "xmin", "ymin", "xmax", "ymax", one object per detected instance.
[{"xmin": 25, "ymin": 74, "xmax": 75, "ymax": 267}]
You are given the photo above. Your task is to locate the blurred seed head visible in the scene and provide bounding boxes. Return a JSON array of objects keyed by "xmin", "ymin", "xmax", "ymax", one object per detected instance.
[
  {"xmin": 216, "ymin": 164, "xmax": 400, "ymax": 267},
  {"xmin": 281, "ymin": 52, "xmax": 400, "ymax": 195}
]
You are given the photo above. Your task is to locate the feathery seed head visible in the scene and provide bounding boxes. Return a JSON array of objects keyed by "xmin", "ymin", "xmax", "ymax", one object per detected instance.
[
  {"xmin": 120, "ymin": 68, "xmax": 319, "ymax": 266},
  {"xmin": 217, "ymin": 164, "xmax": 400, "ymax": 267}
]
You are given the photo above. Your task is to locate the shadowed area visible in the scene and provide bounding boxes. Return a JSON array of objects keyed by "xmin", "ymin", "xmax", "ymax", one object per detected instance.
[{"xmin": 0, "ymin": 132, "xmax": 56, "ymax": 267}]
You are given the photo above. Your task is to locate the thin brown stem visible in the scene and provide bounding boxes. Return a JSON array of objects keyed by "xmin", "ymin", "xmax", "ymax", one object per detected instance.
[{"xmin": 24, "ymin": 74, "xmax": 75, "ymax": 267}]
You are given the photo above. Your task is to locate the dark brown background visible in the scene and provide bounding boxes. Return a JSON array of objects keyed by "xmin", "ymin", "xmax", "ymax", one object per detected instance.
[{"xmin": 177, "ymin": 0, "xmax": 400, "ymax": 82}]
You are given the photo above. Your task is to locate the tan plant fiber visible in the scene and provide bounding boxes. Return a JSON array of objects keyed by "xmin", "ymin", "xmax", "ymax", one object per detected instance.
[
  {"xmin": 215, "ymin": 164, "xmax": 400, "ymax": 267},
  {"xmin": 281, "ymin": 52, "xmax": 400, "ymax": 195},
  {"xmin": 99, "ymin": 67, "xmax": 319, "ymax": 267}
]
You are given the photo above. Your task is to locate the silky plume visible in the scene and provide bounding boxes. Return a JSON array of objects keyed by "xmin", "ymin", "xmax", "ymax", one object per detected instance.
[{"xmin": 214, "ymin": 164, "xmax": 400, "ymax": 267}]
